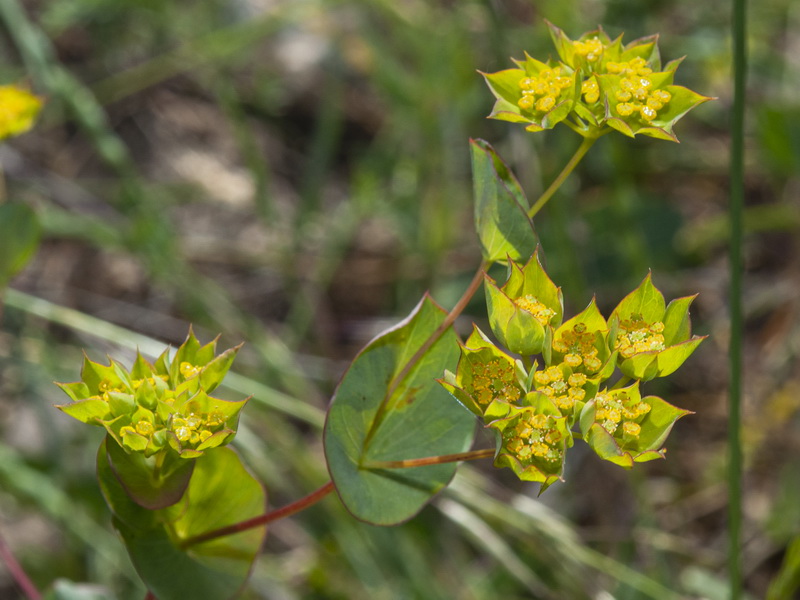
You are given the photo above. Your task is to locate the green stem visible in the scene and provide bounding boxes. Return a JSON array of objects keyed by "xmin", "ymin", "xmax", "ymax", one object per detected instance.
[
  {"xmin": 361, "ymin": 260, "xmax": 490, "ymax": 451},
  {"xmin": 152, "ymin": 450, "xmax": 166, "ymax": 481},
  {"xmin": 362, "ymin": 448, "xmax": 496, "ymax": 470},
  {"xmin": 729, "ymin": 0, "xmax": 747, "ymax": 592},
  {"xmin": 611, "ymin": 376, "xmax": 632, "ymax": 390},
  {"xmin": 527, "ymin": 135, "xmax": 598, "ymax": 220},
  {"xmin": 180, "ymin": 481, "xmax": 335, "ymax": 549}
]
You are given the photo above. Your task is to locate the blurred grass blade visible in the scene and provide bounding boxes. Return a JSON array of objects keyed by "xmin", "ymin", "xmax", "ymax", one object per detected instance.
[
  {"xmin": 767, "ymin": 537, "xmax": 800, "ymax": 600},
  {"xmin": 729, "ymin": 0, "xmax": 748, "ymax": 593}
]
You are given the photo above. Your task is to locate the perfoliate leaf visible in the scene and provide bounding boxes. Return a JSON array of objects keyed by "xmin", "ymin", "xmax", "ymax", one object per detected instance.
[
  {"xmin": 324, "ymin": 295, "xmax": 475, "ymax": 525},
  {"xmin": 105, "ymin": 436, "xmax": 195, "ymax": 510},
  {"xmin": 470, "ymin": 139, "xmax": 538, "ymax": 264},
  {"xmin": 98, "ymin": 440, "xmax": 266, "ymax": 600}
]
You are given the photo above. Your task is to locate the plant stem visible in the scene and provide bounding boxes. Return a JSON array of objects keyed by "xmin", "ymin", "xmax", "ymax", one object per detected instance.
[
  {"xmin": 611, "ymin": 376, "xmax": 631, "ymax": 390},
  {"xmin": 528, "ymin": 135, "xmax": 598, "ymax": 220},
  {"xmin": 0, "ymin": 528, "xmax": 41, "ymax": 600},
  {"xmin": 180, "ymin": 481, "xmax": 335, "ymax": 549},
  {"xmin": 361, "ymin": 448, "xmax": 495, "ymax": 470},
  {"xmin": 729, "ymin": 0, "xmax": 747, "ymax": 592},
  {"xmin": 362, "ymin": 260, "xmax": 490, "ymax": 451}
]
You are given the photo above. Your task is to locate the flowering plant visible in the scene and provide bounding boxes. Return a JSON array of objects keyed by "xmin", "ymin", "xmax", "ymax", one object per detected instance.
[{"xmin": 49, "ymin": 21, "xmax": 711, "ymax": 600}]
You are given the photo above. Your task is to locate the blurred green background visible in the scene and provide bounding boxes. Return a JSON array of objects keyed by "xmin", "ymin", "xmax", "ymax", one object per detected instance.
[{"xmin": 1, "ymin": 0, "xmax": 799, "ymax": 598}]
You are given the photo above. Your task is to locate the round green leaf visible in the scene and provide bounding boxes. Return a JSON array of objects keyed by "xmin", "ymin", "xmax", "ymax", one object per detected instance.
[
  {"xmin": 105, "ymin": 436, "xmax": 195, "ymax": 510},
  {"xmin": 324, "ymin": 295, "xmax": 475, "ymax": 525},
  {"xmin": 99, "ymin": 440, "xmax": 266, "ymax": 600}
]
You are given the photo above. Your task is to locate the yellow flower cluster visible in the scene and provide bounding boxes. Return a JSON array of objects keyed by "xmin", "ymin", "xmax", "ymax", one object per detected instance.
[
  {"xmin": 471, "ymin": 358, "xmax": 522, "ymax": 406},
  {"xmin": 607, "ymin": 58, "xmax": 671, "ymax": 122},
  {"xmin": 517, "ymin": 67, "xmax": 572, "ymax": 112},
  {"xmin": 614, "ymin": 313, "xmax": 666, "ymax": 358},
  {"xmin": 0, "ymin": 85, "xmax": 42, "ymax": 140},
  {"xmin": 514, "ymin": 294, "xmax": 556, "ymax": 326},
  {"xmin": 179, "ymin": 361, "xmax": 202, "ymax": 378},
  {"xmin": 98, "ymin": 361, "xmax": 228, "ymax": 451},
  {"xmin": 99, "ymin": 375, "xmax": 168, "ymax": 399},
  {"xmin": 581, "ymin": 78, "xmax": 600, "ymax": 104},
  {"xmin": 171, "ymin": 411, "xmax": 226, "ymax": 445},
  {"xmin": 573, "ymin": 37, "xmax": 605, "ymax": 63},
  {"xmin": 552, "ymin": 323, "xmax": 603, "ymax": 372},
  {"xmin": 534, "ymin": 366, "xmax": 587, "ymax": 411},
  {"xmin": 594, "ymin": 390, "xmax": 651, "ymax": 437},
  {"xmin": 505, "ymin": 410, "xmax": 564, "ymax": 463}
]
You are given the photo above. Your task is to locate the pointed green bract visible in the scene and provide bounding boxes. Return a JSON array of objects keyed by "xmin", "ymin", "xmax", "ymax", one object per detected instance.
[
  {"xmin": 609, "ymin": 274, "xmax": 706, "ymax": 380},
  {"xmin": 484, "ymin": 21, "xmax": 713, "ymax": 141},
  {"xmin": 484, "ymin": 251, "xmax": 563, "ymax": 356},
  {"xmin": 105, "ymin": 434, "xmax": 195, "ymax": 509},
  {"xmin": 324, "ymin": 295, "xmax": 475, "ymax": 525},
  {"xmin": 549, "ymin": 298, "xmax": 611, "ymax": 374},
  {"xmin": 55, "ymin": 330, "xmax": 248, "ymax": 459},
  {"xmin": 439, "ymin": 325, "xmax": 525, "ymax": 423},
  {"xmin": 482, "ymin": 54, "xmax": 578, "ymax": 133},
  {"xmin": 98, "ymin": 440, "xmax": 266, "ymax": 600},
  {"xmin": 579, "ymin": 382, "xmax": 691, "ymax": 467},
  {"xmin": 490, "ymin": 395, "xmax": 571, "ymax": 492},
  {"xmin": 470, "ymin": 139, "xmax": 538, "ymax": 264}
]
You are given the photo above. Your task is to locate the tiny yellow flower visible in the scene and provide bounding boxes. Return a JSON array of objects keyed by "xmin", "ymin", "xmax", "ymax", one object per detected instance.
[{"xmin": 0, "ymin": 85, "xmax": 42, "ymax": 140}]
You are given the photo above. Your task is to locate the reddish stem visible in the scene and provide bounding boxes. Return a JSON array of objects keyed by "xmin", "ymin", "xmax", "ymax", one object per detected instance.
[
  {"xmin": 361, "ymin": 448, "xmax": 495, "ymax": 470},
  {"xmin": 362, "ymin": 261, "xmax": 490, "ymax": 450},
  {"xmin": 0, "ymin": 528, "xmax": 41, "ymax": 600},
  {"xmin": 180, "ymin": 481, "xmax": 335, "ymax": 549}
]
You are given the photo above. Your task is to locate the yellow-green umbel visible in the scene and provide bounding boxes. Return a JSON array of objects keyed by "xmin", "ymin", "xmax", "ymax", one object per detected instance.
[
  {"xmin": 482, "ymin": 21, "xmax": 712, "ymax": 140},
  {"xmin": 579, "ymin": 382, "xmax": 692, "ymax": 468},
  {"xmin": 481, "ymin": 54, "xmax": 579, "ymax": 133},
  {"xmin": 608, "ymin": 273, "xmax": 706, "ymax": 381},
  {"xmin": 490, "ymin": 393, "xmax": 572, "ymax": 491},
  {"xmin": 56, "ymin": 328, "xmax": 246, "ymax": 459},
  {"xmin": 484, "ymin": 251, "xmax": 563, "ymax": 356},
  {"xmin": 439, "ymin": 326, "xmax": 526, "ymax": 424}
]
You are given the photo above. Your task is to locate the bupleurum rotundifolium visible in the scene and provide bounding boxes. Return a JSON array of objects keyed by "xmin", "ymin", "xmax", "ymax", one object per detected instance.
[
  {"xmin": 513, "ymin": 294, "xmax": 557, "ymax": 326},
  {"xmin": 503, "ymin": 407, "xmax": 565, "ymax": 463},
  {"xmin": 56, "ymin": 330, "xmax": 246, "ymax": 459},
  {"xmin": 552, "ymin": 322, "xmax": 603, "ymax": 373},
  {"xmin": 471, "ymin": 357, "xmax": 523, "ymax": 408},
  {"xmin": 573, "ymin": 36, "xmax": 605, "ymax": 64},
  {"xmin": 593, "ymin": 389, "xmax": 651, "ymax": 440},
  {"xmin": 517, "ymin": 66, "xmax": 573, "ymax": 114},
  {"xmin": 533, "ymin": 366, "xmax": 588, "ymax": 413},
  {"xmin": 606, "ymin": 58, "xmax": 671, "ymax": 122},
  {"xmin": 482, "ymin": 21, "xmax": 712, "ymax": 140},
  {"xmin": 614, "ymin": 312, "xmax": 666, "ymax": 358}
]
